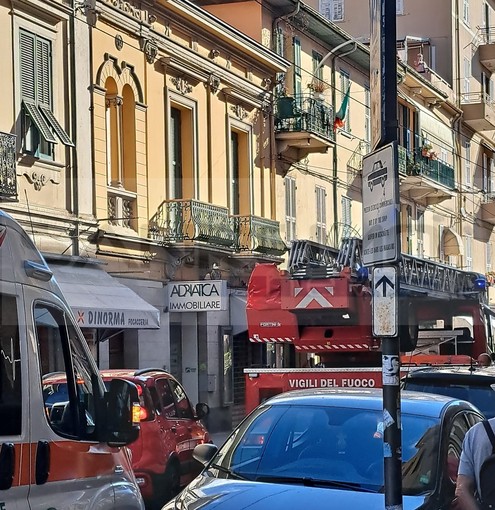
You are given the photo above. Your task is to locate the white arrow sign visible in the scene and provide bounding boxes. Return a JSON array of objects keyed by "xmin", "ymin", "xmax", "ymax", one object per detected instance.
[{"xmin": 372, "ymin": 266, "xmax": 398, "ymax": 337}]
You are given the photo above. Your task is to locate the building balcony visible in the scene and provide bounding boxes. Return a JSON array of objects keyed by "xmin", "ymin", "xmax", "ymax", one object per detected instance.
[
  {"xmin": 149, "ymin": 199, "xmax": 235, "ymax": 248},
  {"xmin": 461, "ymin": 92, "xmax": 495, "ymax": 131},
  {"xmin": 0, "ymin": 132, "xmax": 17, "ymax": 201},
  {"xmin": 481, "ymin": 193, "xmax": 495, "ymax": 224},
  {"xmin": 107, "ymin": 186, "xmax": 137, "ymax": 231},
  {"xmin": 398, "ymin": 147, "xmax": 455, "ymax": 206},
  {"xmin": 477, "ymin": 27, "xmax": 495, "ymax": 72},
  {"xmin": 232, "ymin": 215, "xmax": 287, "ymax": 256},
  {"xmin": 275, "ymin": 94, "xmax": 334, "ymax": 159}
]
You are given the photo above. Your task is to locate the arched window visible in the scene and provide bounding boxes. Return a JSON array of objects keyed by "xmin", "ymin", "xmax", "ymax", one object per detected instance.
[{"xmin": 104, "ymin": 79, "xmax": 137, "ymax": 230}]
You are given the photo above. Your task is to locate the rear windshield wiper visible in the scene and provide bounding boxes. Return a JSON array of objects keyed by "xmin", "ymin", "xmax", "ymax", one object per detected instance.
[
  {"xmin": 255, "ymin": 475, "xmax": 380, "ymax": 492},
  {"xmin": 209, "ymin": 463, "xmax": 247, "ymax": 480}
]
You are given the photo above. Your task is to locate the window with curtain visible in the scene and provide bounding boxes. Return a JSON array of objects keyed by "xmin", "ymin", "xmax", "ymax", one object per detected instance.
[
  {"xmin": 19, "ymin": 29, "xmax": 73, "ymax": 158},
  {"xmin": 285, "ymin": 176, "xmax": 296, "ymax": 242},
  {"xmin": 316, "ymin": 186, "xmax": 327, "ymax": 244}
]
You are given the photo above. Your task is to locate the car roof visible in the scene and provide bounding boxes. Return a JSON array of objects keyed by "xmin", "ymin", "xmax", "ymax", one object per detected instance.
[
  {"xmin": 99, "ymin": 368, "xmax": 173, "ymax": 381},
  {"xmin": 263, "ymin": 388, "xmax": 473, "ymax": 419},
  {"xmin": 403, "ymin": 365, "xmax": 495, "ymax": 383}
]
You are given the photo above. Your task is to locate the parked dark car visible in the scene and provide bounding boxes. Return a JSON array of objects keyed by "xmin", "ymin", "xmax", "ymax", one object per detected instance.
[
  {"xmin": 161, "ymin": 388, "xmax": 483, "ymax": 510},
  {"xmin": 402, "ymin": 365, "xmax": 495, "ymax": 418}
]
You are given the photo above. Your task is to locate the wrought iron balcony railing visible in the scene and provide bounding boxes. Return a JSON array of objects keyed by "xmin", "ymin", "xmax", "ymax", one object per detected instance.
[
  {"xmin": 232, "ymin": 215, "xmax": 287, "ymax": 256},
  {"xmin": 0, "ymin": 132, "xmax": 17, "ymax": 200},
  {"xmin": 399, "ymin": 146, "xmax": 455, "ymax": 189},
  {"xmin": 274, "ymin": 94, "xmax": 334, "ymax": 142},
  {"xmin": 149, "ymin": 199, "xmax": 235, "ymax": 247}
]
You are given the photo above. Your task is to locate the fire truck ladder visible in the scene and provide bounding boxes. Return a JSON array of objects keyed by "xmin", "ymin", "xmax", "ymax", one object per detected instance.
[{"xmin": 288, "ymin": 238, "xmax": 485, "ymax": 300}]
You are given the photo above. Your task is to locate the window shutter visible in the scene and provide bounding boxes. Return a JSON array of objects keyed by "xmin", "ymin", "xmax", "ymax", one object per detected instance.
[
  {"xmin": 491, "ymin": 158, "xmax": 495, "ymax": 194},
  {"xmin": 465, "ymin": 141, "xmax": 471, "ymax": 185},
  {"xmin": 20, "ymin": 30, "xmax": 36, "ymax": 103},
  {"xmin": 36, "ymin": 37, "xmax": 51, "ymax": 107},
  {"xmin": 320, "ymin": 0, "xmax": 332, "ymax": 19},
  {"xmin": 396, "ymin": 0, "xmax": 404, "ymax": 15},
  {"xmin": 332, "ymin": 0, "xmax": 344, "ymax": 21}
]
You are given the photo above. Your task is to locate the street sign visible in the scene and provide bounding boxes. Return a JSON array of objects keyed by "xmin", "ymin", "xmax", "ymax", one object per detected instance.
[
  {"xmin": 372, "ymin": 266, "xmax": 398, "ymax": 338},
  {"xmin": 362, "ymin": 142, "xmax": 400, "ymax": 266}
]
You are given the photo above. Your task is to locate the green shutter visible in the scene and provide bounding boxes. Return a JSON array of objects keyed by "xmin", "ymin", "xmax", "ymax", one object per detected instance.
[
  {"xmin": 22, "ymin": 101, "xmax": 57, "ymax": 144},
  {"xmin": 20, "ymin": 30, "xmax": 36, "ymax": 102},
  {"xmin": 36, "ymin": 37, "xmax": 51, "ymax": 107},
  {"xmin": 39, "ymin": 106, "xmax": 73, "ymax": 146},
  {"xmin": 170, "ymin": 107, "xmax": 182, "ymax": 199}
]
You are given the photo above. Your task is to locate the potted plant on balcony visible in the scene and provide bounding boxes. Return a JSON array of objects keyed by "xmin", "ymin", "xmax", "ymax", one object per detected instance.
[
  {"xmin": 421, "ymin": 141, "xmax": 437, "ymax": 160},
  {"xmin": 308, "ymin": 79, "xmax": 329, "ymax": 99}
]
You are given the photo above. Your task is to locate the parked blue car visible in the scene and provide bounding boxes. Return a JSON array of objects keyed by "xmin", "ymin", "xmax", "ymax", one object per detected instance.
[{"xmin": 162, "ymin": 388, "xmax": 483, "ymax": 510}]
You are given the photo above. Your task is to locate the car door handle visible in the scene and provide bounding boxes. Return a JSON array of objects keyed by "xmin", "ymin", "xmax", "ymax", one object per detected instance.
[
  {"xmin": 35, "ymin": 440, "xmax": 50, "ymax": 485},
  {"xmin": 0, "ymin": 443, "xmax": 15, "ymax": 490}
]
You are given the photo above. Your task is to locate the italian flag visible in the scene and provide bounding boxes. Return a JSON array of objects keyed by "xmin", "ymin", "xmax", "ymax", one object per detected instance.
[{"xmin": 333, "ymin": 84, "xmax": 351, "ymax": 131}]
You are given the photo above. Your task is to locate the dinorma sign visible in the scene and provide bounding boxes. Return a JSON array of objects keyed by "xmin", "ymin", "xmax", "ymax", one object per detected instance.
[{"xmin": 168, "ymin": 280, "xmax": 228, "ymax": 312}]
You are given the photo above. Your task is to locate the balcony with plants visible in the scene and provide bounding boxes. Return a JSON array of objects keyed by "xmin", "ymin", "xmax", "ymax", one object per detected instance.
[
  {"xmin": 274, "ymin": 89, "xmax": 334, "ymax": 159},
  {"xmin": 398, "ymin": 144, "xmax": 455, "ymax": 206},
  {"xmin": 0, "ymin": 132, "xmax": 17, "ymax": 201}
]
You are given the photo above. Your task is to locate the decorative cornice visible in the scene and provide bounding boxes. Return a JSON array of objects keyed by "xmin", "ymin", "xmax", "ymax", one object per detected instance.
[
  {"xmin": 140, "ymin": 37, "xmax": 158, "ymax": 64},
  {"xmin": 170, "ymin": 76, "xmax": 193, "ymax": 95},
  {"xmin": 207, "ymin": 74, "xmax": 221, "ymax": 94},
  {"xmin": 101, "ymin": 0, "xmax": 156, "ymax": 25},
  {"xmin": 230, "ymin": 104, "xmax": 248, "ymax": 120}
]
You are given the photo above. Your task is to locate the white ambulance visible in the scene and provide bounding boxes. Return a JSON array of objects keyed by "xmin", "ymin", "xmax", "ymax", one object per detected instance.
[{"xmin": 0, "ymin": 209, "xmax": 145, "ymax": 509}]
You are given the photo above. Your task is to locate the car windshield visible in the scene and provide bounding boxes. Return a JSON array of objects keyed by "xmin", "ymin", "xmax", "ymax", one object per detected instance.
[
  {"xmin": 403, "ymin": 380, "xmax": 495, "ymax": 418},
  {"xmin": 210, "ymin": 404, "xmax": 440, "ymax": 495}
]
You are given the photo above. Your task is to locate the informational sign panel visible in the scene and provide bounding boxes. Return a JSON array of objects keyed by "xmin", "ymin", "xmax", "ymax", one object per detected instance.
[
  {"xmin": 167, "ymin": 280, "xmax": 228, "ymax": 312},
  {"xmin": 372, "ymin": 266, "xmax": 398, "ymax": 338},
  {"xmin": 362, "ymin": 142, "xmax": 400, "ymax": 266}
]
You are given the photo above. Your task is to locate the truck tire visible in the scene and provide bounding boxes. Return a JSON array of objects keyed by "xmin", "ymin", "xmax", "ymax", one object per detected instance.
[{"xmin": 399, "ymin": 302, "xmax": 418, "ymax": 353}]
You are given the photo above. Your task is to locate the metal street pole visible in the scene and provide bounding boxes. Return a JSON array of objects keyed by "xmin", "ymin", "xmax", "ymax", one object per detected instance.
[{"xmin": 369, "ymin": 0, "xmax": 402, "ymax": 509}]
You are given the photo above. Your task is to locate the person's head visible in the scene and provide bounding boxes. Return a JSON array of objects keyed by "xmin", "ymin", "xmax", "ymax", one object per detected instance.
[{"xmin": 478, "ymin": 353, "xmax": 492, "ymax": 367}]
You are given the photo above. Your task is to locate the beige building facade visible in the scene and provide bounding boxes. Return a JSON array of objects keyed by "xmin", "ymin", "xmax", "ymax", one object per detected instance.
[{"xmin": 319, "ymin": 0, "xmax": 495, "ymax": 303}]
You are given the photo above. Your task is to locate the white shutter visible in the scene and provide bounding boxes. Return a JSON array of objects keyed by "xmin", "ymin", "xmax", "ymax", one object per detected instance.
[
  {"xmin": 464, "ymin": 58, "xmax": 470, "ymax": 95},
  {"xmin": 491, "ymin": 158, "xmax": 495, "ymax": 194},
  {"xmin": 465, "ymin": 141, "xmax": 471, "ymax": 185},
  {"xmin": 396, "ymin": 0, "xmax": 404, "ymax": 15},
  {"xmin": 316, "ymin": 186, "xmax": 327, "ymax": 244},
  {"xmin": 285, "ymin": 177, "xmax": 296, "ymax": 242},
  {"xmin": 487, "ymin": 242, "xmax": 492, "ymax": 272},
  {"xmin": 465, "ymin": 235, "xmax": 472, "ymax": 270},
  {"xmin": 332, "ymin": 0, "xmax": 344, "ymax": 21}
]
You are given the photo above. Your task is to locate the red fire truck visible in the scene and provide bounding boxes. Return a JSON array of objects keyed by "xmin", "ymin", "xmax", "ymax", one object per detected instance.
[{"xmin": 245, "ymin": 238, "xmax": 494, "ymax": 413}]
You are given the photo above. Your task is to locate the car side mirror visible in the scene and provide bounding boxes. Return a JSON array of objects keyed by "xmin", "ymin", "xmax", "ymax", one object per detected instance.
[
  {"xmin": 103, "ymin": 378, "xmax": 140, "ymax": 446},
  {"xmin": 195, "ymin": 402, "xmax": 210, "ymax": 420},
  {"xmin": 193, "ymin": 443, "xmax": 218, "ymax": 466}
]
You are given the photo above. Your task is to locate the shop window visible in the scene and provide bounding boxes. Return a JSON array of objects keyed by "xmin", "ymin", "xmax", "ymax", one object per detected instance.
[{"xmin": 19, "ymin": 30, "xmax": 73, "ymax": 159}]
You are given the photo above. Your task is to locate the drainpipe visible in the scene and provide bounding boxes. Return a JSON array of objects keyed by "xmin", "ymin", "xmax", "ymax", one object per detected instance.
[
  {"xmin": 329, "ymin": 43, "xmax": 360, "ymax": 247},
  {"xmin": 70, "ymin": 0, "xmax": 80, "ymax": 256}
]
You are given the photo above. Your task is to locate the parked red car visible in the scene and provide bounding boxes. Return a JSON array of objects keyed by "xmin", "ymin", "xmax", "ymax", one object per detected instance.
[{"xmin": 43, "ymin": 368, "xmax": 211, "ymax": 509}]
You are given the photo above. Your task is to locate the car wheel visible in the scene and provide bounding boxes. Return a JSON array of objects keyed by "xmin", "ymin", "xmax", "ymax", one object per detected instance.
[{"xmin": 149, "ymin": 461, "xmax": 181, "ymax": 510}]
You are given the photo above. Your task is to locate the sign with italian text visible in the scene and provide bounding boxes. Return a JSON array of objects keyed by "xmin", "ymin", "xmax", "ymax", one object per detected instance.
[{"xmin": 167, "ymin": 280, "xmax": 228, "ymax": 312}]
